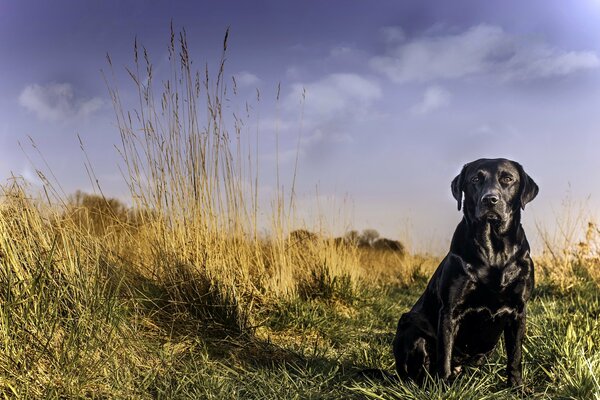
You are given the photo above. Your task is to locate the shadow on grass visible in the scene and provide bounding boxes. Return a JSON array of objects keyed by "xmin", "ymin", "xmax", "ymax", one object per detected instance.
[
  {"xmin": 129, "ymin": 270, "xmax": 592, "ymax": 399},
  {"xmin": 126, "ymin": 272, "xmax": 597, "ymax": 399}
]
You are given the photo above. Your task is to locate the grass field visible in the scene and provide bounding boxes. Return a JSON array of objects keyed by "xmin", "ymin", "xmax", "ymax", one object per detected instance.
[
  {"xmin": 1, "ymin": 198, "xmax": 598, "ymax": 399},
  {"xmin": 1, "ymin": 29, "xmax": 599, "ymax": 399}
]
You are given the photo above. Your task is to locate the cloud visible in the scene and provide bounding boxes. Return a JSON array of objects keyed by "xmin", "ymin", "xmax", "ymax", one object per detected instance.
[
  {"xmin": 272, "ymin": 73, "xmax": 381, "ymax": 163},
  {"xmin": 285, "ymin": 73, "xmax": 381, "ymax": 120},
  {"xmin": 329, "ymin": 46, "xmax": 354, "ymax": 58},
  {"xmin": 504, "ymin": 44, "xmax": 600, "ymax": 81},
  {"xmin": 380, "ymin": 26, "xmax": 406, "ymax": 43},
  {"xmin": 411, "ymin": 85, "xmax": 451, "ymax": 115},
  {"xmin": 371, "ymin": 24, "xmax": 600, "ymax": 83},
  {"xmin": 20, "ymin": 165, "xmax": 42, "ymax": 186},
  {"xmin": 18, "ymin": 82, "xmax": 104, "ymax": 122},
  {"xmin": 285, "ymin": 66, "xmax": 303, "ymax": 81},
  {"xmin": 234, "ymin": 71, "xmax": 260, "ymax": 88}
]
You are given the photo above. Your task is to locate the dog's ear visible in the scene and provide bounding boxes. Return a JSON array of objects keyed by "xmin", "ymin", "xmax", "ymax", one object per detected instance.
[
  {"xmin": 516, "ymin": 163, "xmax": 539, "ymax": 210},
  {"xmin": 451, "ymin": 164, "xmax": 468, "ymax": 211}
]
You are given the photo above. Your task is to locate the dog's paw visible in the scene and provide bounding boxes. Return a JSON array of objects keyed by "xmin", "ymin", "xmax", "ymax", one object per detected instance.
[
  {"xmin": 451, "ymin": 365, "xmax": 462, "ymax": 378},
  {"xmin": 507, "ymin": 375, "xmax": 523, "ymax": 389},
  {"xmin": 508, "ymin": 382, "xmax": 534, "ymax": 396}
]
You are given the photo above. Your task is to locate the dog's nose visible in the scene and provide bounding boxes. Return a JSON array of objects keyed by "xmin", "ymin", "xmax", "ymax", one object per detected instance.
[{"xmin": 482, "ymin": 193, "xmax": 499, "ymax": 206}]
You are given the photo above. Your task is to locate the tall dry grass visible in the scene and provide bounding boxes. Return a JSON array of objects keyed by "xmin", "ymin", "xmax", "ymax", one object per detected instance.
[
  {"xmin": 535, "ymin": 197, "xmax": 600, "ymax": 289},
  {"xmin": 101, "ymin": 27, "xmax": 364, "ymax": 331},
  {"xmin": 0, "ymin": 28, "xmax": 366, "ymax": 395},
  {"xmin": 0, "ymin": 181, "xmax": 138, "ymax": 396}
]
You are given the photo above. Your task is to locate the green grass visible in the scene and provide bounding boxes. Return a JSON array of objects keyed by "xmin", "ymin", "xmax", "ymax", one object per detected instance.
[
  {"xmin": 10, "ymin": 274, "xmax": 590, "ymax": 399},
  {"xmin": 141, "ymin": 280, "xmax": 598, "ymax": 400},
  {"xmin": 62, "ymin": 277, "xmax": 595, "ymax": 400}
]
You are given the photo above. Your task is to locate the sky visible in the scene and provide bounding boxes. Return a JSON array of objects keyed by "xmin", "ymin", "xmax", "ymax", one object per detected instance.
[{"xmin": 2, "ymin": 0, "xmax": 600, "ymax": 252}]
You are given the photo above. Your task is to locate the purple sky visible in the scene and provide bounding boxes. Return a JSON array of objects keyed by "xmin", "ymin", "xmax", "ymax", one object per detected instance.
[{"xmin": 2, "ymin": 1, "xmax": 600, "ymax": 252}]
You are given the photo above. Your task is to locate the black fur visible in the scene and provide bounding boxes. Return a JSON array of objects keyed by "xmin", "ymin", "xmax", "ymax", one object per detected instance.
[{"xmin": 393, "ymin": 158, "xmax": 538, "ymax": 387}]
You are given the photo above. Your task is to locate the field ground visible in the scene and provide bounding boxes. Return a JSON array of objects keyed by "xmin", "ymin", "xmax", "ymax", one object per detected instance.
[
  {"xmin": 3, "ymin": 234, "xmax": 598, "ymax": 399},
  {"xmin": 109, "ymin": 273, "xmax": 599, "ymax": 400}
]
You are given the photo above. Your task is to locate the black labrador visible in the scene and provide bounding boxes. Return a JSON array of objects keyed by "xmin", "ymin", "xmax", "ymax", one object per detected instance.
[{"xmin": 393, "ymin": 158, "xmax": 538, "ymax": 387}]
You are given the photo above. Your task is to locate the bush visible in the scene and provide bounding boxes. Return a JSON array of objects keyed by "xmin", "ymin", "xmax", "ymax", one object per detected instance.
[{"xmin": 372, "ymin": 238, "xmax": 405, "ymax": 255}]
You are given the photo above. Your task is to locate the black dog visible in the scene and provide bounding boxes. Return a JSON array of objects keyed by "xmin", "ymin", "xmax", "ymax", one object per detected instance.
[{"xmin": 393, "ymin": 158, "xmax": 538, "ymax": 387}]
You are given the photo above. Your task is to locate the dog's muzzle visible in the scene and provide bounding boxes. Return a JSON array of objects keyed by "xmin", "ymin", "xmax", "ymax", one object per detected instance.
[{"xmin": 475, "ymin": 192, "xmax": 508, "ymax": 222}]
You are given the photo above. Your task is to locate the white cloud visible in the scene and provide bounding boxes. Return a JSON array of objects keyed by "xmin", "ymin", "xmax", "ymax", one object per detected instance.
[
  {"xmin": 272, "ymin": 128, "xmax": 354, "ymax": 164},
  {"xmin": 18, "ymin": 82, "xmax": 104, "ymax": 122},
  {"xmin": 269, "ymin": 73, "xmax": 381, "ymax": 163},
  {"xmin": 411, "ymin": 85, "xmax": 451, "ymax": 115},
  {"xmin": 380, "ymin": 26, "xmax": 406, "ymax": 43},
  {"xmin": 20, "ymin": 165, "xmax": 42, "ymax": 186},
  {"xmin": 371, "ymin": 24, "xmax": 600, "ymax": 83},
  {"xmin": 234, "ymin": 71, "xmax": 260, "ymax": 88},
  {"xmin": 300, "ymin": 128, "xmax": 353, "ymax": 148},
  {"xmin": 285, "ymin": 73, "xmax": 381, "ymax": 120},
  {"xmin": 503, "ymin": 44, "xmax": 600, "ymax": 81},
  {"xmin": 329, "ymin": 46, "xmax": 354, "ymax": 57},
  {"xmin": 285, "ymin": 66, "xmax": 303, "ymax": 81},
  {"xmin": 78, "ymin": 97, "xmax": 104, "ymax": 117}
]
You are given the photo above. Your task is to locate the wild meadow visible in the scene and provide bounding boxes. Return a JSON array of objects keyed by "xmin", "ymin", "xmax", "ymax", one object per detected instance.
[{"xmin": 0, "ymin": 29, "xmax": 599, "ymax": 399}]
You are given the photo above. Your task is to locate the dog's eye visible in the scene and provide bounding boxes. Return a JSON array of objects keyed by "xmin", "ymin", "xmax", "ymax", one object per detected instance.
[
  {"xmin": 471, "ymin": 176, "xmax": 480, "ymax": 183},
  {"xmin": 500, "ymin": 176, "xmax": 513, "ymax": 184}
]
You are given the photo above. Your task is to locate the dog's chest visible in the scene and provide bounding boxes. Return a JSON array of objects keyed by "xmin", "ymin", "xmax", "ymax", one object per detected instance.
[
  {"xmin": 457, "ymin": 265, "xmax": 524, "ymax": 319},
  {"xmin": 476, "ymin": 239, "xmax": 515, "ymax": 268},
  {"xmin": 463, "ymin": 259, "xmax": 522, "ymax": 290},
  {"xmin": 457, "ymin": 287, "xmax": 517, "ymax": 321}
]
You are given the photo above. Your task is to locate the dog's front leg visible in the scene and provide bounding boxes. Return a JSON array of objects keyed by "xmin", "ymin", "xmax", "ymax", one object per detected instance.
[
  {"xmin": 504, "ymin": 308, "xmax": 526, "ymax": 387},
  {"xmin": 436, "ymin": 306, "xmax": 455, "ymax": 381}
]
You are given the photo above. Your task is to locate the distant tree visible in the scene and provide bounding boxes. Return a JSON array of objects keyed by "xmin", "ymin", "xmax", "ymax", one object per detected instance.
[
  {"xmin": 372, "ymin": 238, "xmax": 405, "ymax": 256},
  {"xmin": 69, "ymin": 190, "xmax": 128, "ymax": 218},
  {"xmin": 359, "ymin": 229, "xmax": 380, "ymax": 247},
  {"xmin": 289, "ymin": 229, "xmax": 319, "ymax": 243},
  {"xmin": 66, "ymin": 191, "xmax": 130, "ymax": 235},
  {"xmin": 344, "ymin": 230, "xmax": 360, "ymax": 246},
  {"xmin": 332, "ymin": 237, "xmax": 345, "ymax": 246}
]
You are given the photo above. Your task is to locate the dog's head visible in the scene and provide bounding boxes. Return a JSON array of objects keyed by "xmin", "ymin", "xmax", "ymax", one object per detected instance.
[{"xmin": 451, "ymin": 158, "xmax": 538, "ymax": 231}]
